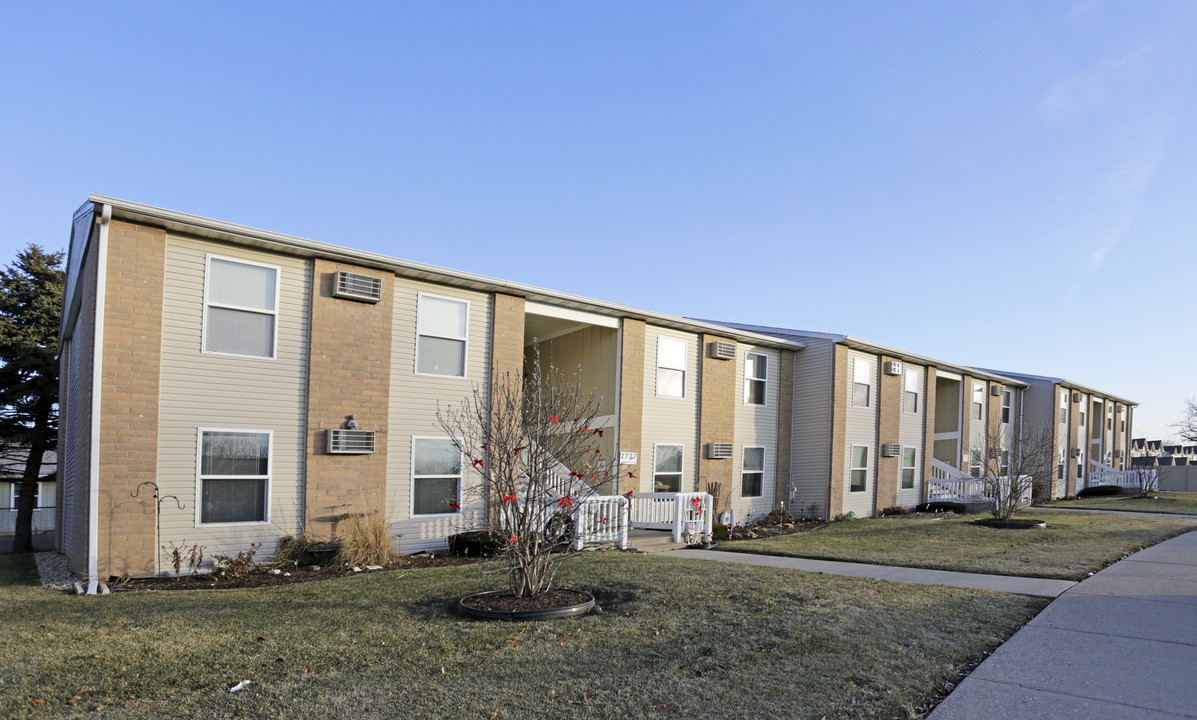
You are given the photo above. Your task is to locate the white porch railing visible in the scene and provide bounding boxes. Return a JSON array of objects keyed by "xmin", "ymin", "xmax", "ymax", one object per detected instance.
[
  {"xmin": 627, "ymin": 492, "xmax": 714, "ymax": 544},
  {"xmin": 0, "ymin": 507, "xmax": 55, "ymax": 533},
  {"xmin": 931, "ymin": 458, "xmax": 970, "ymax": 481},
  {"xmin": 572, "ymin": 496, "xmax": 630, "ymax": 550},
  {"xmin": 927, "ymin": 475, "xmax": 1033, "ymax": 507},
  {"xmin": 1089, "ymin": 468, "xmax": 1155, "ymax": 490}
]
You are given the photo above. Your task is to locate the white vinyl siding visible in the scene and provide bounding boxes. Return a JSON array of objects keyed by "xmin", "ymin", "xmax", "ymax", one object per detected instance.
[
  {"xmin": 968, "ymin": 381, "xmax": 988, "ymax": 472},
  {"xmin": 157, "ymin": 235, "xmax": 310, "ymax": 571},
  {"xmin": 202, "ymin": 255, "xmax": 279, "ymax": 359},
  {"xmin": 790, "ymin": 339, "xmax": 835, "ymax": 519},
  {"xmin": 897, "ymin": 364, "xmax": 925, "ymax": 507},
  {"xmin": 387, "ymin": 278, "xmax": 491, "ymax": 553},
  {"xmin": 639, "ymin": 326, "xmax": 699, "ymax": 494},
  {"xmin": 843, "ymin": 350, "xmax": 878, "ymax": 517},
  {"xmin": 733, "ymin": 345, "xmax": 780, "ymax": 522}
]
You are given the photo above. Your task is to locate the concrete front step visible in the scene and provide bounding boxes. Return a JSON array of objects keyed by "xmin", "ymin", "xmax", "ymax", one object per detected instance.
[{"xmin": 623, "ymin": 533, "xmax": 689, "ymax": 554}]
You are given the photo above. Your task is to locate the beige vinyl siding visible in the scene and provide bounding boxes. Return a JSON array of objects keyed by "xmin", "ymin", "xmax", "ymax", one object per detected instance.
[
  {"xmin": 1017, "ymin": 378, "xmax": 1054, "ymax": 495},
  {"xmin": 896, "ymin": 364, "xmax": 925, "ymax": 507},
  {"xmin": 156, "ymin": 235, "xmax": 311, "ymax": 572},
  {"xmin": 59, "ymin": 234, "xmax": 98, "ymax": 573},
  {"xmin": 968, "ymin": 381, "xmax": 988, "ymax": 466},
  {"xmin": 843, "ymin": 350, "xmax": 878, "ymax": 518},
  {"xmin": 790, "ymin": 338, "xmax": 834, "ymax": 518},
  {"xmin": 387, "ymin": 278, "xmax": 492, "ymax": 553},
  {"xmin": 732, "ymin": 346, "xmax": 780, "ymax": 523},
  {"xmin": 1074, "ymin": 390, "xmax": 1090, "ymax": 487},
  {"xmin": 528, "ymin": 325, "xmax": 618, "ymax": 418},
  {"xmin": 639, "ymin": 326, "xmax": 700, "ymax": 493}
]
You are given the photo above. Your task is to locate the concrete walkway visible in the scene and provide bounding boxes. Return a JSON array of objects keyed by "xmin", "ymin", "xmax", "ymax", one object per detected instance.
[
  {"xmin": 929, "ymin": 529, "xmax": 1197, "ymax": 719},
  {"xmin": 666, "ymin": 549, "xmax": 1076, "ymax": 598}
]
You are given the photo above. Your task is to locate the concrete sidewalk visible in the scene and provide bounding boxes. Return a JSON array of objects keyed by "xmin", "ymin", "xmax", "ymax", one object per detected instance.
[
  {"xmin": 929, "ymin": 529, "xmax": 1197, "ymax": 719},
  {"xmin": 666, "ymin": 549, "xmax": 1076, "ymax": 598}
]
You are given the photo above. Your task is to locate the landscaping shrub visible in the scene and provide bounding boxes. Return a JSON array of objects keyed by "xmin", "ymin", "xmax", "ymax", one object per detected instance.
[
  {"xmin": 1078, "ymin": 485, "xmax": 1124, "ymax": 498},
  {"xmin": 213, "ymin": 543, "xmax": 261, "ymax": 578},
  {"xmin": 334, "ymin": 512, "xmax": 401, "ymax": 567},
  {"xmin": 761, "ymin": 506, "xmax": 793, "ymax": 526},
  {"xmin": 880, "ymin": 506, "xmax": 909, "ymax": 517},
  {"xmin": 712, "ymin": 523, "xmax": 730, "ymax": 541},
  {"xmin": 448, "ymin": 530, "xmax": 507, "ymax": 558},
  {"xmin": 915, "ymin": 501, "xmax": 966, "ymax": 514},
  {"xmin": 274, "ymin": 534, "xmax": 327, "ymax": 567}
]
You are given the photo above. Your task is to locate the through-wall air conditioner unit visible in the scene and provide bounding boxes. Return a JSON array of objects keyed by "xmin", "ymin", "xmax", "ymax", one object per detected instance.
[
  {"xmin": 328, "ymin": 429, "xmax": 376, "ymax": 454},
  {"xmin": 883, "ymin": 361, "xmax": 903, "ymax": 376},
  {"xmin": 1071, "ymin": 448, "xmax": 1082, "ymax": 458},
  {"xmin": 881, "ymin": 443, "xmax": 901, "ymax": 457},
  {"xmin": 990, "ymin": 385, "xmax": 1004, "ymax": 396},
  {"xmin": 988, "ymin": 448, "xmax": 1002, "ymax": 458},
  {"xmin": 1114, "ymin": 450, "xmax": 1124, "ymax": 458},
  {"xmin": 333, "ymin": 270, "xmax": 383, "ymax": 303},
  {"xmin": 1072, "ymin": 392, "xmax": 1083, "ymax": 403},
  {"xmin": 709, "ymin": 341, "xmax": 737, "ymax": 360},
  {"xmin": 706, "ymin": 442, "xmax": 734, "ymax": 459},
  {"xmin": 1117, "ymin": 404, "xmax": 1126, "ymax": 413}
]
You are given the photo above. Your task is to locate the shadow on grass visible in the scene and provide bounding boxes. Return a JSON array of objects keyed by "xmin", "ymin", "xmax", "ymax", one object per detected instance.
[{"xmin": 0, "ymin": 553, "xmax": 40, "ymax": 586}]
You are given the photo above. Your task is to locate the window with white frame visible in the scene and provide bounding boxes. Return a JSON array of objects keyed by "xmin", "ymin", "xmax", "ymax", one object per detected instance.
[
  {"xmin": 972, "ymin": 383, "xmax": 984, "ymax": 421},
  {"xmin": 416, "ymin": 295, "xmax": 468, "ymax": 377},
  {"xmin": 903, "ymin": 369, "xmax": 919, "ymax": 413},
  {"xmin": 741, "ymin": 446, "xmax": 764, "ymax": 497},
  {"xmin": 9, "ymin": 482, "xmax": 40, "ymax": 509},
  {"xmin": 851, "ymin": 358, "xmax": 871, "ymax": 408},
  {"xmin": 1107, "ymin": 404, "xmax": 1114, "ymax": 431},
  {"xmin": 656, "ymin": 337, "xmax": 686, "ymax": 398},
  {"xmin": 1059, "ymin": 391, "xmax": 1068, "ymax": 424},
  {"xmin": 999, "ymin": 449, "xmax": 1010, "ymax": 477},
  {"xmin": 653, "ymin": 444, "xmax": 683, "ymax": 492},
  {"xmin": 1057, "ymin": 448, "xmax": 1065, "ymax": 480},
  {"xmin": 1076, "ymin": 447, "xmax": 1085, "ymax": 480},
  {"xmin": 849, "ymin": 445, "xmax": 868, "ymax": 492},
  {"xmin": 412, "ymin": 437, "xmax": 462, "ymax": 515},
  {"xmin": 744, "ymin": 353, "xmax": 767, "ymax": 406},
  {"xmin": 1078, "ymin": 405, "xmax": 1086, "ymax": 427},
  {"xmin": 969, "ymin": 448, "xmax": 983, "ymax": 478},
  {"xmin": 1001, "ymin": 390, "xmax": 1012, "ymax": 425},
  {"xmin": 198, "ymin": 430, "xmax": 270, "ymax": 524},
  {"xmin": 203, "ymin": 256, "xmax": 278, "ymax": 358},
  {"xmin": 901, "ymin": 447, "xmax": 917, "ymax": 489}
]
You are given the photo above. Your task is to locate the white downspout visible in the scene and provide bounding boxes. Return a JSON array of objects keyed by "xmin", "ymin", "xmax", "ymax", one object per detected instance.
[
  {"xmin": 86, "ymin": 204, "xmax": 110, "ymax": 595},
  {"xmin": 612, "ymin": 320, "xmax": 623, "ymax": 496}
]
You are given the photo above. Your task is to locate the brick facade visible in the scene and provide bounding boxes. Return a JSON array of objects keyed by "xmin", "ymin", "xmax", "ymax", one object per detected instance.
[
  {"xmin": 874, "ymin": 355, "xmax": 902, "ymax": 511},
  {"xmin": 98, "ymin": 219, "xmax": 165, "ymax": 578},
  {"xmin": 697, "ymin": 335, "xmax": 737, "ymax": 495},
  {"xmin": 616, "ymin": 319, "xmax": 645, "ymax": 495},
  {"xmin": 827, "ymin": 345, "xmax": 849, "ymax": 517},
  {"xmin": 304, "ymin": 260, "xmax": 394, "ymax": 540}
]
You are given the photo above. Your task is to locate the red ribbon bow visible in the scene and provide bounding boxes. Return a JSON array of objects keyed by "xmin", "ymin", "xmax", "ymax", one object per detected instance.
[
  {"xmin": 501, "ymin": 494, "xmax": 517, "ymax": 505},
  {"xmin": 557, "ymin": 497, "xmax": 574, "ymax": 508},
  {"xmin": 550, "ymin": 415, "xmax": 560, "ymax": 424},
  {"xmin": 449, "ymin": 501, "xmax": 460, "ymax": 511},
  {"xmin": 472, "ymin": 458, "xmax": 484, "ymax": 469}
]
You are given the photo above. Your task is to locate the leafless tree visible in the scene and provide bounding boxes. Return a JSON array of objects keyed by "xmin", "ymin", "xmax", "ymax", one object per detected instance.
[
  {"xmin": 1174, "ymin": 398, "xmax": 1197, "ymax": 444},
  {"xmin": 1131, "ymin": 463, "xmax": 1159, "ymax": 498},
  {"xmin": 971, "ymin": 421, "xmax": 1056, "ymax": 521},
  {"xmin": 436, "ymin": 348, "xmax": 621, "ymax": 598}
]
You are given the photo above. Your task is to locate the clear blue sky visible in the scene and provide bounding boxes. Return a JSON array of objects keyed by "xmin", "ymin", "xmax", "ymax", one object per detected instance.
[{"xmin": 2, "ymin": 2, "xmax": 1193, "ymax": 440}]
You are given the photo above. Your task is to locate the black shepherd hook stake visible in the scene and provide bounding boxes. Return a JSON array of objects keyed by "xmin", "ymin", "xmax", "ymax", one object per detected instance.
[{"xmin": 131, "ymin": 481, "xmax": 186, "ymax": 574}]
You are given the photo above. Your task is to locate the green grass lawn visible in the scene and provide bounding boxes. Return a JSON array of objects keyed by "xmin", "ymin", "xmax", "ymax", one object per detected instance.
[
  {"xmin": 1045, "ymin": 491, "xmax": 1197, "ymax": 515},
  {"xmin": 719, "ymin": 511, "xmax": 1197, "ymax": 580},
  {"xmin": 0, "ymin": 552, "xmax": 1043, "ymax": 719}
]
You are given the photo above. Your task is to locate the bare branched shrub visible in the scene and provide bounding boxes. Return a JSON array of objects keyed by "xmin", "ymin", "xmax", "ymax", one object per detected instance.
[
  {"xmin": 973, "ymin": 421, "xmax": 1055, "ymax": 521},
  {"xmin": 1132, "ymin": 464, "xmax": 1159, "ymax": 498}
]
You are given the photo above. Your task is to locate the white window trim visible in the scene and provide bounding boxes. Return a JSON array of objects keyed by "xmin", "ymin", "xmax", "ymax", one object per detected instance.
[
  {"xmin": 903, "ymin": 369, "xmax": 920, "ymax": 414},
  {"xmin": 195, "ymin": 427, "xmax": 273, "ymax": 528},
  {"xmin": 414, "ymin": 292, "xmax": 471, "ymax": 379},
  {"xmin": 900, "ymin": 446, "xmax": 918, "ymax": 490},
  {"xmin": 972, "ymin": 382, "xmax": 985, "ymax": 422},
  {"xmin": 849, "ymin": 444, "xmax": 869, "ymax": 493},
  {"xmin": 652, "ymin": 443, "xmax": 685, "ymax": 492},
  {"xmin": 851, "ymin": 357, "xmax": 872, "ymax": 408},
  {"xmin": 410, "ymin": 435, "xmax": 464, "ymax": 518},
  {"xmin": 8, "ymin": 482, "xmax": 41, "ymax": 509},
  {"xmin": 1001, "ymin": 390, "xmax": 1012, "ymax": 425},
  {"xmin": 655, "ymin": 336, "xmax": 687, "ymax": 399},
  {"xmin": 201, "ymin": 253, "xmax": 281, "ymax": 360},
  {"xmin": 744, "ymin": 352, "xmax": 768, "ymax": 406},
  {"xmin": 740, "ymin": 445, "xmax": 766, "ymax": 498}
]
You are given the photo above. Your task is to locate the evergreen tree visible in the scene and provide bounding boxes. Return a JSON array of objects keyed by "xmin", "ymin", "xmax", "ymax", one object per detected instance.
[{"xmin": 0, "ymin": 245, "xmax": 64, "ymax": 553}]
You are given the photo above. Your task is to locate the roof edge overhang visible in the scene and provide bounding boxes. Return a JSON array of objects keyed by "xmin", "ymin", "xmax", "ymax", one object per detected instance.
[
  {"xmin": 971, "ymin": 368, "xmax": 1138, "ymax": 406},
  {"xmin": 89, "ymin": 195, "xmax": 805, "ymax": 351}
]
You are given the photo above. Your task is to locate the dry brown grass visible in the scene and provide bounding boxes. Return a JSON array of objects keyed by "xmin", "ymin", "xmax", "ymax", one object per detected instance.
[{"xmin": 333, "ymin": 511, "xmax": 401, "ymax": 568}]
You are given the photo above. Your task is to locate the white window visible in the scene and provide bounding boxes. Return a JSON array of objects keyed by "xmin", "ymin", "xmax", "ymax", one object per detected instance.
[
  {"xmin": 416, "ymin": 294, "xmax": 468, "ymax": 377},
  {"xmin": 901, "ymin": 447, "xmax": 917, "ymax": 489},
  {"xmin": 744, "ymin": 353, "xmax": 767, "ymax": 406},
  {"xmin": 851, "ymin": 358, "xmax": 871, "ymax": 408},
  {"xmin": 656, "ymin": 337, "xmax": 687, "ymax": 398},
  {"xmin": 1079, "ymin": 406, "xmax": 1086, "ymax": 427},
  {"xmin": 1059, "ymin": 391, "xmax": 1069, "ymax": 425},
  {"xmin": 1107, "ymin": 404, "xmax": 1114, "ymax": 431},
  {"xmin": 653, "ymin": 444, "xmax": 684, "ymax": 492},
  {"xmin": 203, "ymin": 256, "xmax": 279, "ymax": 358},
  {"xmin": 197, "ymin": 430, "xmax": 270, "ymax": 525},
  {"xmin": 969, "ymin": 448, "xmax": 983, "ymax": 478},
  {"xmin": 9, "ymin": 482, "xmax": 40, "ymax": 509},
  {"xmin": 1001, "ymin": 390, "xmax": 1012, "ymax": 425},
  {"xmin": 903, "ymin": 369, "xmax": 919, "ymax": 413},
  {"xmin": 999, "ymin": 449, "xmax": 1010, "ymax": 477},
  {"xmin": 741, "ymin": 446, "xmax": 765, "ymax": 497},
  {"xmin": 849, "ymin": 445, "xmax": 869, "ymax": 493},
  {"xmin": 412, "ymin": 437, "xmax": 462, "ymax": 515},
  {"xmin": 972, "ymin": 383, "xmax": 985, "ymax": 422}
]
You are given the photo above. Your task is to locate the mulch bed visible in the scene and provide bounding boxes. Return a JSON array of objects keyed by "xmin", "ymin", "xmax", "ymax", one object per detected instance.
[
  {"xmin": 971, "ymin": 518, "xmax": 1047, "ymax": 530},
  {"xmin": 459, "ymin": 588, "xmax": 593, "ymax": 612},
  {"xmin": 728, "ymin": 520, "xmax": 826, "ymax": 540},
  {"xmin": 109, "ymin": 555, "xmax": 486, "ymax": 592}
]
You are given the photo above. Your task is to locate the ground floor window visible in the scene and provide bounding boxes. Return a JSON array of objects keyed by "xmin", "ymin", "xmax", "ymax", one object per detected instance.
[
  {"xmin": 412, "ymin": 437, "xmax": 462, "ymax": 515},
  {"xmin": 9, "ymin": 482, "xmax": 40, "ymax": 509},
  {"xmin": 741, "ymin": 446, "xmax": 764, "ymax": 497},
  {"xmin": 969, "ymin": 448, "xmax": 983, "ymax": 478},
  {"xmin": 198, "ymin": 430, "xmax": 270, "ymax": 524},
  {"xmin": 901, "ymin": 447, "xmax": 917, "ymax": 489},
  {"xmin": 850, "ymin": 445, "xmax": 868, "ymax": 493},
  {"xmin": 653, "ymin": 444, "xmax": 683, "ymax": 492}
]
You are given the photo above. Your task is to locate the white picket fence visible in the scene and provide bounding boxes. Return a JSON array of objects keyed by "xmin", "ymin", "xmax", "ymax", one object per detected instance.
[{"xmin": 627, "ymin": 492, "xmax": 714, "ymax": 544}]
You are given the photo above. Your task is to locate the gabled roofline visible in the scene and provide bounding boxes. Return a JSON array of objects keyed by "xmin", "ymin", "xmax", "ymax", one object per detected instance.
[
  {"xmin": 701, "ymin": 320, "xmax": 1027, "ymax": 388},
  {"xmin": 86, "ymin": 195, "xmax": 805, "ymax": 352},
  {"xmin": 970, "ymin": 368, "xmax": 1137, "ymax": 406}
]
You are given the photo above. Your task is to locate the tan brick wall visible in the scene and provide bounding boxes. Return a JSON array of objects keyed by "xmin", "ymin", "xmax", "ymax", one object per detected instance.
[
  {"xmin": 698, "ymin": 335, "xmax": 736, "ymax": 496},
  {"xmin": 775, "ymin": 350, "xmax": 795, "ymax": 507},
  {"xmin": 617, "ymin": 319, "xmax": 645, "ymax": 495},
  {"xmin": 921, "ymin": 366, "xmax": 938, "ymax": 502},
  {"xmin": 305, "ymin": 260, "xmax": 394, "ymax": 539},
  {"xmin": 828, "ymin": 345, "xmax": 849, "ymax": 517},
  {"xmin": 487, "ymin": 294, "xmax": 525, "ymax": 519},
  {"xmin": 875, "ymin": 355, "xmax": 901, "ymax": 511},
  {"xmin": 98, "ymin": 219, "xmax": 165, "ymax": 578}
]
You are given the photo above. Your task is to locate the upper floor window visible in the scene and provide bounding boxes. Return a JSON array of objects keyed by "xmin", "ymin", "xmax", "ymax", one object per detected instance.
[
  {"xmin": 198, "ymin": 430, "xmax": 270, "ymax": 524},
  {"xmin": 851, "ymin": 358, "xmax": 871, "ymax": 408},
  {"xmin": 203, "ymin": 256, "xmax": 278, "ymax": 358},
  {"xmin": 972, "ymin": 383, "xmax": 984, "ymax": 421},
  {"xmin": 1107, "ymin": 404, "xmax": 1114, "ymax": 431},
  {"xmin": 416, "ymin": 294, "xmax": 468, "ymax": 377},
  {"xmin": 903, "ymin": 369, "xmax": 919, "ymax": 413},
  {"xmin": 744, "ymin": 353, "xmax": 767, "ymax": 406},
  {"xmin": 1059, "ymin": 391, "xmax": 1069, "ymax": 425},
  {"xmin": 1001, "ymin": 390, "xmax": 1012, "ymax": 425},
  {"xmin": 741, "ymin": 446, "xmax": 765, "ymax": 497},
  {"xmin": 656, "ymin": 337, "xmax": 686, "ymax": 398}
]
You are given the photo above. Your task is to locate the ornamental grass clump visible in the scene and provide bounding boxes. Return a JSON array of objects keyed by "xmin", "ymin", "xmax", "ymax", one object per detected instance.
[{"xmin": 333, "ymin": 511, "xmax": 400, "ymax": 568}]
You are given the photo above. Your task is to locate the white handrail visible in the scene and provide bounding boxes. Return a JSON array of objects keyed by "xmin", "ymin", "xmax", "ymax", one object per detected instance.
[
  {"xmin": 627, "ymin": 491, "xmax": 712, "ymax": 543},
  {"xmin": 931, "ymin": 458, "xmax": 970, "ymax": 480}
]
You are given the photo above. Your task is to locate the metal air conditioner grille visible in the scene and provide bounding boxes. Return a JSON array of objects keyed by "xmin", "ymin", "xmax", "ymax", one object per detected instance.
[
  {"xmin": 710, "ymin": 341, "xmax": 737, "ymax": 360},
  {"xmin": 328, "ymin": 429, "xmax": 376, "ymax": 454},
  {"xmin": 707, "ymin": 442, "xmax": 734, "ymax": 459},
  {"xmin": 334, "ymin": 271, "xmax": 383, "ymax": 302},
  {"xmin": 881, "ymin": 443, "xmax": 901, "ymax": 457}
]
